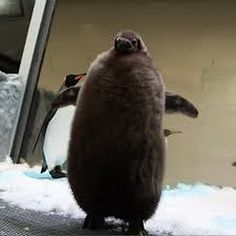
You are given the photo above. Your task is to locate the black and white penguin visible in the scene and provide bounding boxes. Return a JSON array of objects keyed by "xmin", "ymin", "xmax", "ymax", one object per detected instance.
[{"xmin": 33, "ymin": 73, "xmax": 85, "ymax": 179}]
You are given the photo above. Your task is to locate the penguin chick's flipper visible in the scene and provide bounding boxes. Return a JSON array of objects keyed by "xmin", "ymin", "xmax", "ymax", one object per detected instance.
[
  {"xmin": 49, "ymin": 166, "xmax": 67, "ymax": 179},
  {"xmin": 51, "ymin": 86, "xmax": 81, "ymax": 109},
  {"xmin": 82, "ymin": 215, "xmax": 105, "ymax": 230},
  {"xmin": 165, "ymin": 91, "xmax": 199, "ymax": 118},
  {"xmin": 164, "ymin": 129, "xmax": 182, "ymax": 137}
]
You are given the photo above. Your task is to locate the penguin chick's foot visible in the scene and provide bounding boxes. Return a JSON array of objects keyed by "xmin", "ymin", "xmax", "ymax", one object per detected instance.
[
  {"xmin": 127, "ymin": 219, "xmax": 148, "ymax": 235},
  {"xmin": 49, "ymin": 165, "xmax": 67, "ymax": 179},
  {"xmin": 82, "ymin": 214, "xmax": 105, "ymax": 230},
  {"xmin": 112, "ymin": 224, "xmax": 128, "ymax": 233},
  {"xmin": 137, "ymin": 231, "xmax": 149, "ymax": 236}
]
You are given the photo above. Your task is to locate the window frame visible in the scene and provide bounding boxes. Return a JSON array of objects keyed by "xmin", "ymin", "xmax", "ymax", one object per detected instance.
[{"xmin": 9, "ymin": 0, "xmax": 56, "ymax": 163}]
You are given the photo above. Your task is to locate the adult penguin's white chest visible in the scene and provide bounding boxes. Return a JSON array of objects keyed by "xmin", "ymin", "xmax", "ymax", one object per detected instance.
[{"xmin": 43, "ymin": 105, "xmax": 75, "ymax": 171}]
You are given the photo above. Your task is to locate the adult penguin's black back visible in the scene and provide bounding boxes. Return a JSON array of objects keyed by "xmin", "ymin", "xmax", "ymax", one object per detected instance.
[{"xmin": 68, "ymin": 30, "xmax": 165, "ymax": 234}]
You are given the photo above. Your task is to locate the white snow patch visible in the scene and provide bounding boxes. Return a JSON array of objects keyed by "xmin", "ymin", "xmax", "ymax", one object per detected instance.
[
  {"xmin": 0, "ymin": 160, "xmax": 84, "ymax": 218},
  {"xmin": 0, "ymin": 160, "xmax": 236, "ymax": 235}
]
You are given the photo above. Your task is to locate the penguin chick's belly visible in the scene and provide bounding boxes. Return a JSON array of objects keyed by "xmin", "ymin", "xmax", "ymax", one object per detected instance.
[{"xmin": 43, "ymin": 105, "xmax": 75, "ymax": 171}]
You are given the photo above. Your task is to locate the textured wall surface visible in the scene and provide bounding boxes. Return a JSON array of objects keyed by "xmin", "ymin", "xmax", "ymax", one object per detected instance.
[{"xmin": 0, "ymin": 71, "xmax": 22, "ymax": 161}]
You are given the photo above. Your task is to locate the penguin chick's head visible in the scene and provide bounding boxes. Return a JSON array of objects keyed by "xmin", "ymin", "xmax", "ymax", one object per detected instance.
[{"xmin": 114, "ymin": 30, "xmax": 146, "ymax": 54}]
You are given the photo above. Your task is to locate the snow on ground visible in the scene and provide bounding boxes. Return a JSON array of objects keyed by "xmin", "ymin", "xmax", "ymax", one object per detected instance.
[{"xmin": 0, "ymin": 158, "xmax": 236, "ymax": 235}]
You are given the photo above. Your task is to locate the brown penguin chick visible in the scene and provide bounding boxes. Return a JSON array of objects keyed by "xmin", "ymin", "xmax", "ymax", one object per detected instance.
[
  {"xmin": 68, "ymin": 30, "xmax": 165, "ymax": 235},
  {"xmin": 232, "ymin": 161, "xmax": 236, "ymax": 167}
]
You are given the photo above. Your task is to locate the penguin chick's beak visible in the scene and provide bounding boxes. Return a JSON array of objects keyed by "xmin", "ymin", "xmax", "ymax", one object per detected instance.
[{"xmin": 115, "ymin": 37, "xmax": 133, "ymax": 54}]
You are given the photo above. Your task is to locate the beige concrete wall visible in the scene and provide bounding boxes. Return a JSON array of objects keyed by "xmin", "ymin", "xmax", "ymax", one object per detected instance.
[{"xmin": 39, "ymin": 0, "xmax": 236, "ymax": 187}]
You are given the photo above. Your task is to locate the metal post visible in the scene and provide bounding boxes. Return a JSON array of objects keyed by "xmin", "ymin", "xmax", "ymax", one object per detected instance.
[{"xmin": 9, "ymin": 0, "xmax": 56, "ymax": 163}]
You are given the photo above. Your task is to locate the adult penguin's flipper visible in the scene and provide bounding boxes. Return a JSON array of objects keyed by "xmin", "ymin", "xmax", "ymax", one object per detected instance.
[
  {"xmin": 32, "ymin": 107, "xmax": 57, "ymax": 152},
  {"xmin": 165, "ymin": 91, "xmax": 199, "ymax": 118}
]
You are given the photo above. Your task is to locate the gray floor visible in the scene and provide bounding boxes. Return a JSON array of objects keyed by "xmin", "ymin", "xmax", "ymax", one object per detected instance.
[
  {"xmin": 0, "ymin": 199, "xmax": 167, "ymax": 236},
  {"xmin": 0, "ymin": 198, "xmax": 123, "ymax": 236}
]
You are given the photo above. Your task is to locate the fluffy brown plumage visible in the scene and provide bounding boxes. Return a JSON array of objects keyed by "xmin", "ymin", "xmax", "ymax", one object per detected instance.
[{"xmin": 68, "ymin": 30, "xmax": 165, "ymax": 234}]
